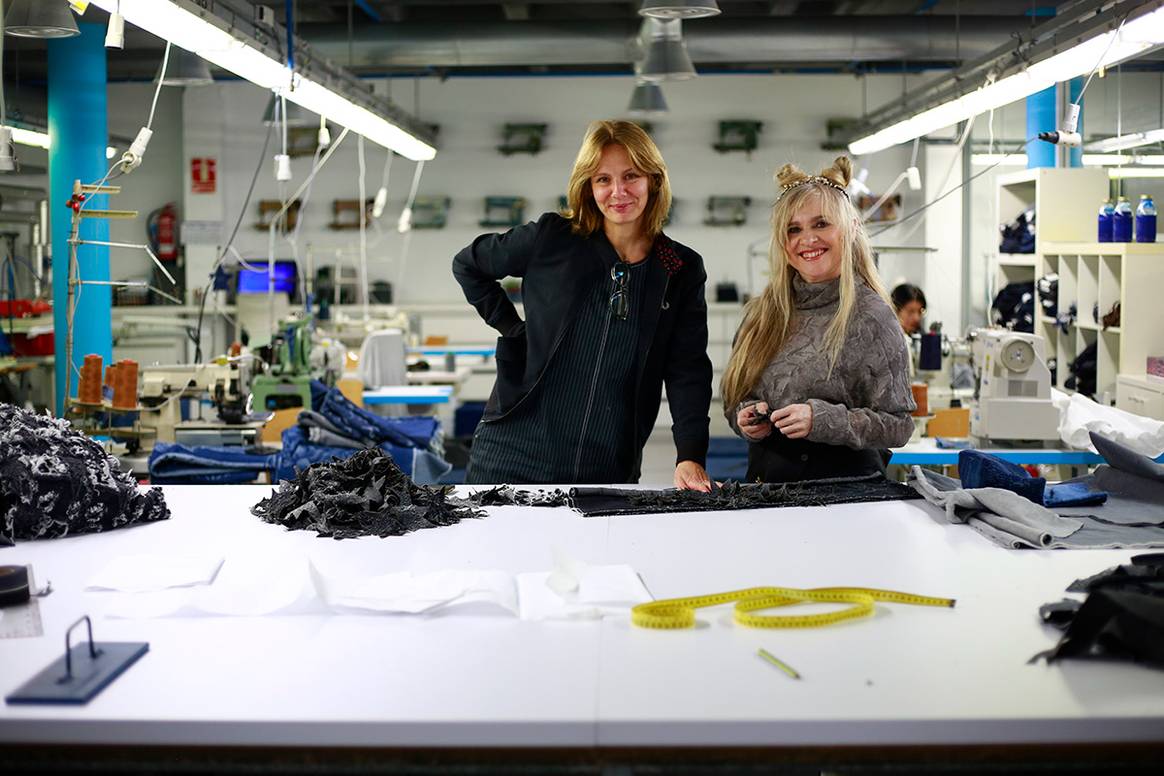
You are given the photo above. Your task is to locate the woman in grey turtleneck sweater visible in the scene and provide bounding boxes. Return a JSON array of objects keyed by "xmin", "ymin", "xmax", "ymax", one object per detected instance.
[{"xmin": 721, "ymin": 157, "xmax": 915, "ymax": 483}]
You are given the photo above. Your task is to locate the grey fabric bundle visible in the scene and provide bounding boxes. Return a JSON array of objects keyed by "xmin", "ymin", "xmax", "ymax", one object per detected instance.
[{"xmin": 908, "ymin": 432, "xmax": 1164, "ymax": 549}]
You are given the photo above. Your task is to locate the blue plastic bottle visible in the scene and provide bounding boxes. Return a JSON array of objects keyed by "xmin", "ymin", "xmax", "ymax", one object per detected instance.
[
  {"xmin": 1098, "ymin": 200, "xmax": 1114, "ymax": 242},
  {"xmin": 1135, "ymin": 194, "xmax": 1157, "ymax": 243},
  {"xmin": 1113, "ymin": 196, "xmax": 1134, "ymax": 242}
]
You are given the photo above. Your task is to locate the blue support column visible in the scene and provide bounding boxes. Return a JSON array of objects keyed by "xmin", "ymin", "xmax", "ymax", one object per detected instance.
[
  {"xmin": 48, "ymin": 23, "xmax": 111, "ymax": 415},
  {"xmin": 1026, "ymin": 84, "xmax": 1056, "ymax": 169}
]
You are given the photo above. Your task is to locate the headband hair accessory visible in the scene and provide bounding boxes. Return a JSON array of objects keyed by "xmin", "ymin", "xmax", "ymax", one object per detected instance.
[{"xmin": 777, "ymin": 175, "xmax": 847, "ymax": 200}]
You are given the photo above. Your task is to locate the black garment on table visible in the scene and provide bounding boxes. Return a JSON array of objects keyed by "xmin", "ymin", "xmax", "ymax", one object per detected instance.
[
  {"xmin": 990, "ymin": 280, "xmax": 1035, "ymax": 333},
  {"xmin": 0, "ymin": 403, "xmax": 169, "ymax": 545},
  {"xmin": 746, "ymin": 430, "xmax": 890, "ymax": 484},
  {"xmin": 252, "ymin": 448, "xmax": 481, "ymax": 540},
  {"xmin": 452, "ymin": 212, "xmax": 713, "ymax": 475},
  {"xmin": 467, "ymin": 258, "xmax": 648, "ymax": 485},
  {"xmin": 470, "ymin": 474, "xmax": 920, "ymax": 517},
  {"xmin": 1032, "ymin": 553, "xmax": 1164, "ymax": 670}
]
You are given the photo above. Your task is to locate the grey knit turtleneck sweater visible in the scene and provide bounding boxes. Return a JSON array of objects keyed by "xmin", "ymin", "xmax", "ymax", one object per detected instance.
[{"xmin": 727, "ymin": 274, "xmax": 916, "ymax": 450}]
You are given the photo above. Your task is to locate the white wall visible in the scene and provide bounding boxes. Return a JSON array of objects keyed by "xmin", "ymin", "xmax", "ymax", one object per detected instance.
[{"xmin": 160, "ymin": 73, "xmax": 929, "ymax": 305}]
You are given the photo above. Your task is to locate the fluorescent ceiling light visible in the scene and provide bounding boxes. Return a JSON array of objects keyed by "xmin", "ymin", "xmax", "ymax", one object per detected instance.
[
  {"xmin": 1107, "ymin": 167, "xmax": 1164, "ymax": 178},
  {"xmin": 849, "ymin": 9, "xmax": 1164, "ymax": 156},
  {"xmin": 4, "ymin": 123, "xmax": 119, "ymax": 158},
  {"xmin": 1086, "ymin": 127, "xmax": 1164, "ymax": 152},
  {"xmin": 87, "ymin": 0, "xmax": 436, "ymax": 161},
  {"xmin": 1082, "ymin": 153, "xmax": 1164, "ymax": 165}
]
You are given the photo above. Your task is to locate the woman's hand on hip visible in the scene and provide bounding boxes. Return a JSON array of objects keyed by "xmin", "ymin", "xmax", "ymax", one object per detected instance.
[
  {"xmin": 771, "ymin": 403, "xmax": 813, "ymax": 439},
  {"xmin": 737, "ymin": 402, "xmax": 772, "ymax": 441},
  {"xmin": 674, "ymin": 460, "xmax": 712, "ymax": 493}
]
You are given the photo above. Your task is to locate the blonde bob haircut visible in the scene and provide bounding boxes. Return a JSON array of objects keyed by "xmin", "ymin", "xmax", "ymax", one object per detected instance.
[
  {"xmin": 565, "ymin": 120, "xmax": 672, "ymax": 239},
  {"xmin": 721, "ymin": 156, "xmax": 890, "ymax": 412}
]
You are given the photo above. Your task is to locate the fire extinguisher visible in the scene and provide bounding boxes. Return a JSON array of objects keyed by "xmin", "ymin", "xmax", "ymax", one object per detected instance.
[{"xmin": 147, "ymin": 203, "xmax": 179, "ymax": 261}]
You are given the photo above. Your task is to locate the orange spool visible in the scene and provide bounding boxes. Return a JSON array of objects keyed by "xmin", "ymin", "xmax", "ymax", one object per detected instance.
[
  {"xmin": 79, "ymin": 354, "xmax": 103, "ymax": 404},
  {"xmin": 113, "ymin": 359, "xmax": 139, "ymax": 409},
  {"xmin": 910, "ymin": 382, "xmax": 929, "ymax": 417}
]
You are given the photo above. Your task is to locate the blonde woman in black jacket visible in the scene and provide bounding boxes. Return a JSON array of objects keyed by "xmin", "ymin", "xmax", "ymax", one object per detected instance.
[{"xmin": 453, "ymin": 120, "xmax": 712, "ymax": 489}]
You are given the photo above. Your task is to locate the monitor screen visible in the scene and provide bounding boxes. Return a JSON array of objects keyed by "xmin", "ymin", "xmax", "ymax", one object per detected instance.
[{"xmin": 237, "ymin": 261, "xmax": 297, "ymax": 295}]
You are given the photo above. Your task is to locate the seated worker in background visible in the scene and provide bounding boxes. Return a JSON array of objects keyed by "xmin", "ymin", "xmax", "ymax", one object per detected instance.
[
  {"xmin": 453, "ymin": 119, "xmax": 713, "ymax": 490},
  {"xmin": 891, "ymin": 283, "xmax": 927, "ymax": 335},
  {"xmin": 721, "ymin": 157, "xmax": 915, "ymax": 483}
]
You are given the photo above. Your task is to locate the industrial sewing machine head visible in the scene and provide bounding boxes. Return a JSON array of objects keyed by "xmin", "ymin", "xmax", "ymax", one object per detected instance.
[{"xmin": 969, "ymin": 329, "xmax": 1060, "ymax": 444}]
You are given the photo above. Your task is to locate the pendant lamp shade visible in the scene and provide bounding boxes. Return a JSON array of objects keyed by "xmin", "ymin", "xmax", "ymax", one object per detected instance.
[
  {"xmin": 4, "ymin": 0, "xmax": 80, "ymax": 38},
  {"xmin": 640, "ymin": 19, "xmax": 696, "ymax": 82},
  {"xmin": 639, "ymin": 1, "xmax": 721, "ymax": 19},
  {"xmin": 262, "ymin": 94, "xmax": 315, "ymax": 127},
  {"xmin": 158, "ymin": 47, "xmax": 214, "ymax": 87},
  {"xmin": 627, "ymin": 81, "xmax": 668, "ymax": 116}
]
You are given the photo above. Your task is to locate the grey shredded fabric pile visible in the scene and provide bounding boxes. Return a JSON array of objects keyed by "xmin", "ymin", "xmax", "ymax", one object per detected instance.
[
  {"xmin": 0, "ymin": 404, "xmax": 169, "ymax": 545},
  {"xmin": 252, "ymin": 448, "xmax": 482, "ymax": 539}
]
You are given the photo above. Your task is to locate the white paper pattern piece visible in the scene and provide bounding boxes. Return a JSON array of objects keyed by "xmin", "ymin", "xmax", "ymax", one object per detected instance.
[
  {"xmin": 97, "ymin": 553, "xmax": 649, "ymax": 622},
  {"xmin": 85, "ymin": 554, "xmax": 225, "ymax": 593}
]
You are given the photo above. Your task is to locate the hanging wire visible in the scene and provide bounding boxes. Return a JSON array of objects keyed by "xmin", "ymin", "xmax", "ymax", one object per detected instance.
[{"xmin": 147, "ymin": 41, "xmax": 172, "ymax": 130}]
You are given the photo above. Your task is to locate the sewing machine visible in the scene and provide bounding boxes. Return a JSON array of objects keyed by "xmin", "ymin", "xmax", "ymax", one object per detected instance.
[
  {"xmin": 139, "ymin": 361, "xmax": 249, "ymax": 447},
  {"xmin": 970, "ymin": 329, "xmax": 1060, "ymax": 444}
]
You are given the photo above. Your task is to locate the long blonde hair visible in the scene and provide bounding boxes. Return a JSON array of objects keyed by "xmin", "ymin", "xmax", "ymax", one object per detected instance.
[
  {"xmin": 721, "ymin": 156, "xmax": 889, "ymax": 411},
  {"xmin": 565, "ymin": 120, "xmax": 671, "ymax": 239}
]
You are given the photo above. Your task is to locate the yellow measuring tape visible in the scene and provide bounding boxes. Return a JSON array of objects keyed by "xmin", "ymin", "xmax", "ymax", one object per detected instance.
[{"xmin": 631, "ymin": 586, "xmax": 955, "ymax": 629}]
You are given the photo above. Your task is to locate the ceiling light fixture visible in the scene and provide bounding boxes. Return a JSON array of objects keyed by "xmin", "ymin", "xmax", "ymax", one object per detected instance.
[
  {"xmin": 848, "ymin": 4, "xmax": 1164, "ymax": 157},
  {"xmin": 2, "ymin": 122, "xmax": 117, "ymax": 158},
  {"xmin": 627, "ymin": 80, "xmax": 668, "ymax": 116},
  {"xmin": 3, "ymin": 0, "xmax": 80, "ymax": 38},
  {"xmin": 640, "ymin": 18, "xmax": 696, "ymax": 82},
  {"xmin": 86, "ymin": 0, "xmax": 436, "ymax": 161},
  {"xmin": 158, "ymin": 47, "xmax": 213, "ymax": 87},
  {"xmin": 261, "ymin": 93, "xmax": 313, "ymax": 127},
  {"xmin": 638, "ymin": 1, "xmax": 721, "ymax": 20},
  {"xmin": 1085, "ymin": 127, "xmax": 1164, "ymax": 152}
]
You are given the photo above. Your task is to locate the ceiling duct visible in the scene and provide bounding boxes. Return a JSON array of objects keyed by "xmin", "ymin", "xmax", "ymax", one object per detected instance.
[{"xmin": 299, "ymin": 17, "xmax": 1023, "ymax": 71}]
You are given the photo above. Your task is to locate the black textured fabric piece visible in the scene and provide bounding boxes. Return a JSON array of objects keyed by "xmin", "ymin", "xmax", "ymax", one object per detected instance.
[
  {"xmin": 1032, "ymin": 553, "xmax": 1164, "ymax": 670},
  {"xmin": 469, "ymin": 485, "xmax": 571, "ymax": 508},
  {"xmin": 252, "ymin": 448, "xmax": 482, "ymax": 540},
  {"xmin": 467, "ymin": 474, "xmax": 920, "ymax": 517},
  {"xmin": 0, "ymin": 404, "xmax": 169, "ymax": 545}
]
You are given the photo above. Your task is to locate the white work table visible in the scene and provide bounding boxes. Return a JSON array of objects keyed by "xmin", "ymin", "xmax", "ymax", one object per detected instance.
[{"xmin": 1, "ymin": 485, "xmax": 1162, "ymax": 767}]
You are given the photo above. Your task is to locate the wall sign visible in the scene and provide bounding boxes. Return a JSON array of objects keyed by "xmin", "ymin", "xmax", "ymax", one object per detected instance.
[{"xmin": 190, "ymin": 157, "xmax": 217, "ymax": 194}]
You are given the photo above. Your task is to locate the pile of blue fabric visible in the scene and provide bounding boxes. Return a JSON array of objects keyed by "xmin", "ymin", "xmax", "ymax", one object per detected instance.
[
  {"xmin": 149, "ymin": 380, "xmax": 450, "ymax": 485},
  {"xmin": 957, "ymin": 449, "xmax": 1107, "ymax": 508}
]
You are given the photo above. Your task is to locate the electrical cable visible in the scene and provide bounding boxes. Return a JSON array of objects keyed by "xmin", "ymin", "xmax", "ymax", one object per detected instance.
[
  {"xmin": 147, "ymin": 41, "xmax": 171, "ymax": 131},
  {"xmin": 192, "ymin": 118, "xmax": 276, "ymax": 363},
  {"xmin": 869, "ymin": 135, "xmax": 1036, "ymax": 240},
  {"xmin": 358, "ymin": 134, "xmax": 368, "ymax": 318}
]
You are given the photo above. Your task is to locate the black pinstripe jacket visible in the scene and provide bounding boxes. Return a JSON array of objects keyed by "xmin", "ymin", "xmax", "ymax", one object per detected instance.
[{"xmin": 452, "ymin": 212, "xmax": 711, "ymax": 472}]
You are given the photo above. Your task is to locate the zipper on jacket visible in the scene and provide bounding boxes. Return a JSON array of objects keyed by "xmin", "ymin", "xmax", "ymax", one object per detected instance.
[{"xmin": 573, "ymin": 297, "xmax": 614, "ymax": 480}]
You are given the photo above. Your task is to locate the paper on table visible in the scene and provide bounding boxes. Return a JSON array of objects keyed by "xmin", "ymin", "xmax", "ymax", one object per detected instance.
[
  {"xmin": 85, "ymin": 554, "xmax": 225, "ymax": 593},
  {"xmin": 103, "ymin": 552, "xmax": 325, "ymax": 618},
  {"xmin": 517, "ymin": 563, "xmax": 652, "ymax": 621},
  {"xmin": 313, "ymin": 565, "xmax": 518, "ymax": 616}
]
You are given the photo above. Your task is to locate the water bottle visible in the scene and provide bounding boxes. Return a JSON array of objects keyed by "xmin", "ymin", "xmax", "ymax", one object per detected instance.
[
  {"xmin": 1097, "ymin": 200, "xmax": 1114, "ymax": 242},
  {"xmin": 1113, "ymin": 196, "xmax": 1134, "ymax": 242},
  {"xmin": 1135, "ymin": 194, "xmax": 1157, "ymax": 243}
]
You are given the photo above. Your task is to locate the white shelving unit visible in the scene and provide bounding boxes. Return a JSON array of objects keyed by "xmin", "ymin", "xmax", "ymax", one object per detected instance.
[
  {"xmin": 991, "ymin": 168, "xmax": 1108, "ymax": 301},
  {"xmin": 1039, "ymin": 241, "xmax": 1164, "ymax": 401}
]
